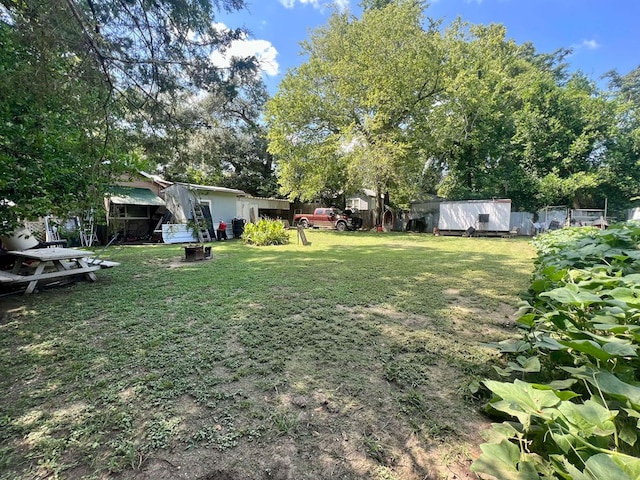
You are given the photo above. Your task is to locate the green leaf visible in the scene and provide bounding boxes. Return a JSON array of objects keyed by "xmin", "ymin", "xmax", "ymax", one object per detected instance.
[
  {"xmin": 507, "ymin": 356, "xmax": 541, "ymax": 373},
  {"xmin": 549, "ymin": 429, "xmax": 575, "ymax": 453},
  {"xmin": 494, "ymin": 366, "xmax": 516, "ymax": 377},
  {"xmin": 601, "ymin": 341, "xmax": 637, "ymax": 357},
  {"xmin": 530, "ymin": 381, "xmax": 580, "ymax": 401},
  {"xmin": 605, "ymin": 287, "xmax": 640, "ymax": 308},
  {"xmin": 483, "ymin": 422, "xmax": 523, "ymax": 443},
  {"xmin": 619, "ymin": 424, "xmax": 638, "ymax": 446},
  {"xmin": 547, "ymin": 378, "xmax": 579, "ymax": 391},
  {"xmin": 471, "ymin": 439, "xmax": 540, "ymax": 480},
  {"xmin": 591, "ymin": 323, "xmax": 640, "ymax": 335},
  {"xmin": 567, "ymin": 368, "xmax": 640, "ymax": 409},
  {"xmin": 540, "ymin": 284, "xmax": 602, "ymax": 306},
  {"xmin": 516, "ymin": 313, "xmax": 537, "ymax": 328},
  {"xmin": 611, "ymin": 453, "xmax": 640, "ymax": 478},
  {"xmin": 483, "ymin": 339, "xmax": 531, "ymax": 353},
  {"xmin": 582, "ymin": 454, "xmax": 633, "ymax": 480},
  {"xmin": 621, "ymin": 273, "xmax": 640, "ymax": 285},
  {"xmin": 532, "ymin": 335, "xmax": 565, "ymax": 351},
  {"xmin": 557, "ymin": 399, "xmax": 618, "ymax": 437},
  {"xmin": 485, "ymin": 380, "xmax": 561, "ymax": 422},
  {"xmin": 558, "ymin": 339, "xmax": 612, "ymax": 361}
]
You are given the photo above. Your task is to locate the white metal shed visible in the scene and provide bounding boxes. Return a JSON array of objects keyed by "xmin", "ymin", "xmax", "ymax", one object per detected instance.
[{"xmin": 438, "ymin": 199, "xmax": 512, "ymax": 234}]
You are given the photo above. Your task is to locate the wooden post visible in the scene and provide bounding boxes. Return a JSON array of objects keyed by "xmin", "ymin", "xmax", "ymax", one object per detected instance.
[{"xmin": 297, "ymin": 226, "xmax": 310, "ymax": 246}]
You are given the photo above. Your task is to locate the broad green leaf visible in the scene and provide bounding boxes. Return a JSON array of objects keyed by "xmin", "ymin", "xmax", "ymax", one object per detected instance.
[
  {"xmin": 548, "ymin": 379, "xmax": 579, "ymax": 391},
  {"xmin": 605, "ymin": 287, "xmax": 640, "ymax": 307},
  {"xmin": 619, "ymin": 424, "xmax": 638, "ymax": 446},
  {"xmin": 516, "ymin": 313, "xmax": 537, "ymax": 328},
  {"xmin": 507, "ymin": 356, "xmax": 541, "ymax": 373},
  {"xmin": 494, "ymin": 366, "xmax": 517, "ymax": 377},
  {"xmin": 602, "ymin": 341, "xmax": 637, "ymax": 357},
  {"xmin": 621, "ymin": 250, "xmax": 640, "ymax": 262},
  {"xmin": 515, "ymin": 302, "xmax": 534, "ymax": 318},
  {"xmin": 561, "ymin": 459, "xmax": 592, "ymax": 480},
  {"xmin": 540, "ymin": 284, "xmax": 602, "ymax": 306},
  {"xmin": 471, "ymin": 439, "xmax": 540, "ymax": 480},
  {"xmin": 485, "ymin": 380, "xmax": 561, "ymax": 419},
  {"xmin": 573, "ymin": 331, "xmax": 638, "ymax": 357},
  {"xmin": 611, "ymin": 453, "xmax": 640, "ymax": 478},
  {"xmin": 569, "ymin": 369, "xmax": 640, "ymax": 409},
  {"xmin": 530, "ymin": 381, "xmax": 580, "ymax": 401},
  {"xmin": 582, "ymin": 243, "xmax": 612, "ymax": 255},
  {"xmin": 532, "ymin": 335, "xmax": 565, "ymax": 351},
  {"xmin": 483, "ymin": 339, "xmax": 531, "ymax": 353},
  {"xmin": 621, "ymin": 273, "xmax": 640, "ymax": 285},
  {"xmin": 542, "ymin": 266, "xmax": 568, "ymax": 282},
  {"xmin": 557, "ymin": 399, "xmax": 617, "ymax": 436},
  {"xmin": 558, "ymin": 339, "xmax": 612, "ymax": 361},
  {"xmin": 549, "ymin": 429, "xmax": 575, "ymax": 453},
  {"xmin": 483, "ymin": 422, "xmax": 522, "ymax": 443},
  {"xmin": 490, "ymin": 399, "xmax": 533, "ymax": 425},
  {"xmin": 581, "ymin": 454, "xmax": 633, "ymax": 480},
  {"xmin": 591, "ymin": 323, "xmax": 640, "ymax": 335}
]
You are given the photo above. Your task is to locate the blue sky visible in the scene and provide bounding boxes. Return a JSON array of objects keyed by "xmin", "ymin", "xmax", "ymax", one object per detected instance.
[{"xmin": 215, "ymin": 0, "xmax": 639, "ymax": 93}]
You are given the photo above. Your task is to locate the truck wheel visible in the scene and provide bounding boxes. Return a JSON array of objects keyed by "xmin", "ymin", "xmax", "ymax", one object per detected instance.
[
  {"xmin": 299, "ymin": 219, "xmax": 309, "ymax": 228},
  {"xmin": 336, "ymin": 221, "xmax": 347, "ymax": 232}
]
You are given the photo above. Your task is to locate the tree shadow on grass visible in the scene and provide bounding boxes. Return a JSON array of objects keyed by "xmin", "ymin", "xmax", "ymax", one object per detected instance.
[{"xmin": 0, "ymin": 235, "xmax": 533, "ymax": 479}]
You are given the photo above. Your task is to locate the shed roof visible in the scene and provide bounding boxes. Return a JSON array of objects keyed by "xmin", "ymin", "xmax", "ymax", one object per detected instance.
[
  {"xmin": 107, "ymin": 186, "xmax": 165, "ymax": 206},
  {"xmin": 174, "ymin": 182, "xmax": 245, "ymax": 195}
]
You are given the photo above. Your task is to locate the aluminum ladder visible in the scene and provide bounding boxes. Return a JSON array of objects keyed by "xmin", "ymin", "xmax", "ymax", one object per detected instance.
[{"xmin": 190, "ymin": 200, "xmax": 212, "ymax": 243}]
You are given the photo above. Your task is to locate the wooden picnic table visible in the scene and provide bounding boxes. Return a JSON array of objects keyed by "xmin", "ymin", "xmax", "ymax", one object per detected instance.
[{"xmin": 0, "ymin": 247, "xmax": 102, "ymax": 295}]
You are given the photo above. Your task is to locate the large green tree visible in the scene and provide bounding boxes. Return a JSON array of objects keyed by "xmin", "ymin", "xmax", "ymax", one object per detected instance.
[
  {"xmin": 514, "ymin": 72, "xmax": 615, "ymax": 209},
  {"xmin": 426, "ymin": 22, "xmax": 530, "ymax": 205},
  {"xmin": 267, "ymin": 0, "xmax": 445, "ymax": 218},
  {"xmin": 267, "ymin": 0, "xmax": 626, "ymax": 215},
  {"xmin": 601, "ymin": 66, "xmax": 640, "ymax": 212},
  {"xmin": 425, "ymin": 22, "xmax": 616, "ymax": 211},
  {"xmin": 163, "ymin": 76, "xmax": 278, "ymax": 197},
  {"xmin": 0, "ymin": 0, "xmax": 257, "ymax": 235}
]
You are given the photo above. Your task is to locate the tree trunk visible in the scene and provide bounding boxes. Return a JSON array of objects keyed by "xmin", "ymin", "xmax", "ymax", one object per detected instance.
[{"xmin": 375, "ymin": 185, "xmax": 384, "ymax": 226}]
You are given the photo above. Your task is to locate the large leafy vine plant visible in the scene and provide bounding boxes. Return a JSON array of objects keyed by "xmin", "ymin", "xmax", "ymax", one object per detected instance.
[{"xmin": 472, "ymin": 223, "xmax": 640, "ymax": 479}]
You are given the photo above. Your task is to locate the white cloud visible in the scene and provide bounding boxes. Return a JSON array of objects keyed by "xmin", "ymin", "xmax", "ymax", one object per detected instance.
[
  {"xmin": 209, "ymin": 23, "xmax": 279, "ymax": 77},
  {"xmin": 581, "ymin": 39, "xmax": 600, "ymax": 50},
  {"xmin": 569, "ymin": 38, "xmax": 601, "ymax": 54},
  {"xmin": 279, "ymin": 0, "xmax": 349, "ymax": 12}
]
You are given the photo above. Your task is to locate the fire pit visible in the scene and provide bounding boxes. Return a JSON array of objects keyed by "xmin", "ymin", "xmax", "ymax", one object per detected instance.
[{"xmin": 184, "ymin": 244, "xmax": 211, "ymax": 262}]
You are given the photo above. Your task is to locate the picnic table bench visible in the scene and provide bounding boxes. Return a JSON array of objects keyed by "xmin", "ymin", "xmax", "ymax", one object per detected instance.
[{"xmin": 3, "ymin": 247, "xmax": 107, "ymax": 295}]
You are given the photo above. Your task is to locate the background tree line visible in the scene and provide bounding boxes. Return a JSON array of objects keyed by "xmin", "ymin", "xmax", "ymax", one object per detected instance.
[
  {"xmin": 267, "ymin": 0, "xmax": 640, "ymax": 219},
  {"xmin": 1, "ymin": 0, "xmax": 639, "ymax": 235},
  {"xmin": 0, "ymin": 0, "xmax": 273, "ymax": 235}
]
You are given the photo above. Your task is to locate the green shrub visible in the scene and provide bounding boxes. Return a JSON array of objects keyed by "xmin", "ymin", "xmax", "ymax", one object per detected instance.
[
  {"xmin": 241, "ymin": 219, "xmax": 290, "ymax": 246},
  {"xmin": 473, "ymin": 223, "xmax": 640, "ymax": 479}
]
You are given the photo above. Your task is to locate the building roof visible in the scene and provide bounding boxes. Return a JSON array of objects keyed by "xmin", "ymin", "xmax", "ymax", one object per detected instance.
[
  {"xmin": 107, "ymin": 186, "xmax": 165, "ymax": 206},
  {"xmin": 138, "ymin": 171, "xmax": 173, "ymax": 188},
  {"xmin": 174, "ymin": 182, "xmax": 245, "ymax": 196}
]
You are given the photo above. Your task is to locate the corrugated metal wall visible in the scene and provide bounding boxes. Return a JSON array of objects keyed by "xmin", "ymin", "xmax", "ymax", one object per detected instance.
[
  {"xmin": 409, "ymin": 201, "xmax": 442, "ymax": 232},
  {"xmin": 510, "ymin": 212, "xmax": 535, "ymax": 236}
]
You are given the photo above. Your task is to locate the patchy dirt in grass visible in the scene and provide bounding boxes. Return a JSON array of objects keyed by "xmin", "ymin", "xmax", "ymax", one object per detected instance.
[
  {"xmin": 166, "ymin": 256, "xmax": 216, "ymax": 268},
  {"xmin": 1, "ymin": 271, "xmax": 524, "ymax": 480},
  {"xmin": 99, "ymin": 302, "xmax": 501, "ymax": 480}
]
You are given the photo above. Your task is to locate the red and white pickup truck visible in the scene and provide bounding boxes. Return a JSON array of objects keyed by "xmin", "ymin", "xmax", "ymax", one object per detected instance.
[{"xmin": 293, "ymin": 207, "xmax": 363, "ymax": 231}]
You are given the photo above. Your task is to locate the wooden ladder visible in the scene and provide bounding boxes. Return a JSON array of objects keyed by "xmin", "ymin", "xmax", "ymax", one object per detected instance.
[{"xmin": 190, "ymin": 200, "xmax": 212, "ymax": 243}]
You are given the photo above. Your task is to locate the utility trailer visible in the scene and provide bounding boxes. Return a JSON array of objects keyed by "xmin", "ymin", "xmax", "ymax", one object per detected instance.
[{"xmin": 437, "ymin": 199, "xmax": 512, "ymax": 236}]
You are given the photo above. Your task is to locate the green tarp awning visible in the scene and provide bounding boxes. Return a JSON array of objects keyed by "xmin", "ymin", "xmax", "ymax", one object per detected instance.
[{"xmin": 107, "ymin": 187, "xmax": 165, "ymax": 206}]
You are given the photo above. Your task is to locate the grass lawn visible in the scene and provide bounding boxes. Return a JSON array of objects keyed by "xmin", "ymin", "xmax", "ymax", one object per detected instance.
[{"xmin": 0, "ymin": 231, "xmax": 535, "ymax": 480}]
